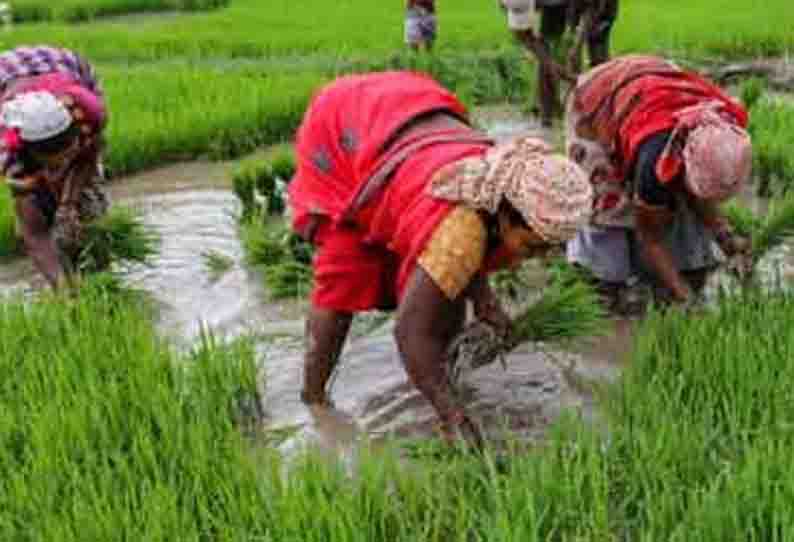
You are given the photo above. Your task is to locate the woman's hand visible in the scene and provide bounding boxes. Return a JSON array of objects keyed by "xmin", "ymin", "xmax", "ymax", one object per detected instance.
[
  {"xmin": 716, "ymin": 229, "xmax": 753, "ymax": 279},
  {"xmin": 437, "ymin": 408, "xmax": 485, "ymax": 450},
  {"xmin": 693, "ymin": 199, "xmax": 755, "ymax": 280},
  {"xmin": 468, "ymin": 274, "xmax": 513, "ymax": 340},
  {"xmin": 473, "ymin": 292, "xmax": 512, "ymax": 340}
]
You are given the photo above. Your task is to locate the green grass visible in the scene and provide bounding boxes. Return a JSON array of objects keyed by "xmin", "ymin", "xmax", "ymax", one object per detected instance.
[
  {"xmin": 201, "ymin": 248, "xmax": 234, "ymax": 279},
  {"xmin": 601, "ymin": 293, "xmax": 794, "ymax": 538},
  {"xmin": 3, "ymin": 282, "xmax": 793, "ymax": 539},
  {"xmin": 747, "ymin": 98, "xmax": 794, "ymax": 196},
  {"xmin": 0, "ymin": 278, "xmax": 265, "ymax": 541},
  {"xmin": 10, "ymin": 0, "xmax": 228, "ymax": 23},
  {"xmin": 102, "ymin": 66, "xmax": 325, "ymax": 176},
  {"xmin": 0, "ymin": 185, "xmax": 16, "ymax": 258},
  {"xmin": 1, "ymin": 0, "xmax": 792, "ymax": 64}
]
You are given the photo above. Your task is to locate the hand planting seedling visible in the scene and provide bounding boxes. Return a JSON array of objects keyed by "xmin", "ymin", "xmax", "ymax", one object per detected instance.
[
  {"xmin": 446, "ymin": 260, "xmax": 606, "ymax": 383},
  {"xmin": 723, "ymin": 191, "xmax": 794, "ymax": 286}
]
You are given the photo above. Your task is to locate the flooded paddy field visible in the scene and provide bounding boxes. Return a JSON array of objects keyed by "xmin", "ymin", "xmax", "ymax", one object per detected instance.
[{"xmin": 2, "ymin": 0, "xmax": 794, "ymax": 539}]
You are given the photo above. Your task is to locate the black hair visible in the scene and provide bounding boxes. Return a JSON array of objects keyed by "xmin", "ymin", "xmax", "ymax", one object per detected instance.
[
  {"xmin": 499, "ymin": 199, "xmax": 528, "ymax": 228},
  {"xmin": 18, "ymin": 122, "xmax": 80, "ymax": 172},
  {"xmin": 25, "ymin": 121, "xmax": 80, "ymax": 156}
]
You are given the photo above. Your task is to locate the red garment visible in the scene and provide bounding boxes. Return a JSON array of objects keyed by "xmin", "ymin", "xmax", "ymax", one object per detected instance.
[
  {"xmin": 289, "ymin": 71, "xmax": 491, "ymax": 312},
  {"xmin": 573, "ymin": 55, "xmax": 748, "ymax": 182},
  {"xmin": 407, "ymin": 0, "xmax": 436, "ymax": 12}
]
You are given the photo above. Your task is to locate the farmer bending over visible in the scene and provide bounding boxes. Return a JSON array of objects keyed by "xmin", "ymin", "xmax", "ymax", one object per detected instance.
[
  {"xmin": 0, "ymin": 45, "xmax": 108, "ymax": 289},
  {"xmin": 405, "ymin": 0, "xmax": 437, "ymax": 52},
  {"xmin": 289, "ymin": 72, "xmax": 593, "ymax": 443},
  {"xmin": 499, "ymin": 0, "xmax": 618, "ymax": 127},
  {"xmin": 565, "ymin": 55, "xmax": 753, "ymax": 312}
]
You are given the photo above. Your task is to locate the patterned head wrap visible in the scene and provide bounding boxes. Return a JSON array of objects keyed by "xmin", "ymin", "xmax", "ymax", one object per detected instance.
[
  {"xmin": 657, "ymin": 102, "xmax": 752, "ymax": 202},
  {"xmin": 682, "ymin": 117, "xmax": 752, "ymax": 202},
  {"xmin": 1, "ymin": 91, "xmax": 73, "ymax": 143},
  {"xmin": 429, "ymin": 136, "xmax": 593, "ymax": 243}
]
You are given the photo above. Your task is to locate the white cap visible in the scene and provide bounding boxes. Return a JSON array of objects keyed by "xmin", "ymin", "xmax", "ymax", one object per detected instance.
[
  {"xmin": 502, "ymin": 0, "xmax": 536, "ymax": 30},
  {"xmin": 1, "ymin": 91, "xmax": 73, "ymax": 142}
]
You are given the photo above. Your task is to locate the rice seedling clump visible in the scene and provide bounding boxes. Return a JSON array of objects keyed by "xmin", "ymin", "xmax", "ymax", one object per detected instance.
[{"xmin": 232, "ymin": 153, "xmax": 314, "ymax": 299}]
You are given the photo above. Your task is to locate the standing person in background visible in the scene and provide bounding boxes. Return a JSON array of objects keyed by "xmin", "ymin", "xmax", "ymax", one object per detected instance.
[
  {"xmin": 565, "ymin": 55, "xmax": 752, "ymax": 312},
  {"xmin": 499, "ymin": 0, "xmax": 619, "ymax": 127},
  {"xmin": 0, "ymin": 45, "xmax": 109, "ymax": 289},
  {"xmin": 405, "ymin": 0, "xmax": 437, "ymax": 52}
]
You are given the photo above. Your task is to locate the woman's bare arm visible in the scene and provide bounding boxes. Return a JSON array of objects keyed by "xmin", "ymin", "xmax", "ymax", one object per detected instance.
[
  {"xmin": 634, "ymin": 200, "xmax": 691, "ymax": 302},
  {"xmin": 15, "ymin": 194, "xmax": 66, "ymax": 289},
  {"xmin": 395, "ymin": 267, "xmax": 479, "ymax": 442},
  {"xmin": 301, "ymin": 306, "xmax": 353, "ymax": 406}
]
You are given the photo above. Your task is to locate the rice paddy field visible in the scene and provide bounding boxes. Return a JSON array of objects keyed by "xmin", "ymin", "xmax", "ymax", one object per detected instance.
[{"xmin": 2, "ymin": 0, "xmax": 794, "ymax": 539}]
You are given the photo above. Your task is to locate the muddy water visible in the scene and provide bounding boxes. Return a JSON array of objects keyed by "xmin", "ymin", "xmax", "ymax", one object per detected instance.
[{"xmin": 110, "ymin": 162, "xmax": 306, "ymax": 342}]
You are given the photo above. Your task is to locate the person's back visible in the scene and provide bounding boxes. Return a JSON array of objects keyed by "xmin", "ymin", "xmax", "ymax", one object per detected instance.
[{"xmin": 289, "ymin": 71, "xmax": 468, "ymax": 235}]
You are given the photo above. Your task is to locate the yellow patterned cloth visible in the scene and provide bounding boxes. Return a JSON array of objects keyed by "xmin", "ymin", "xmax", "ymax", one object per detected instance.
[{"xmin": 418, "ymin": 205, "xmax": 487, "ymax": 300}]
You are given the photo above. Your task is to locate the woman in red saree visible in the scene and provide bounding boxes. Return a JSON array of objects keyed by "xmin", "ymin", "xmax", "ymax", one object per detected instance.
[
  {"xmin": 289, "ymin": 71, "xmax": 593, "ymax": 442},
  {"xmin": 564, "ymin": 55, "xmax": 753, "ymax": 311}
]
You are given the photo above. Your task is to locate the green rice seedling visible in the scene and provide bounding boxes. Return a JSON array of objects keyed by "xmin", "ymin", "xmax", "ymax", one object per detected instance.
[
  {"xmin": 11, "ymin": 0, "xmax": 228, "ymax": 23},
  {"xmin": 232, "ymin": 159, "xmax": 271, "ymax": 219},
  {"xmin": 748, "ymin": 193, "xmax": 794, "ymax": 261},
  {"xmin": 4, "ymin": 277, "xmax": 794, "ymax": 539},
  {"xmin": 262, "ymin": 260, "xmax": 313, "ymax": 300},
  {"xmin": 269, "ymin": 148, "xmax": 296, "ymax": 183},
  {"xmin": 239, "ymin": 215, "xmax": 290, "ymax": 267},
  {"xmin": 0, "ymin": 184, "xmax": 17, "ymax": 258},
  {"xmin": 78, "ymin": 205, "xmax": 160, "ymax": 273},
  {"xmin": 747, "ymin": 100, "xmax": 794, "ymax": 196},
  {"xmin": 723, "ymin": 192, "xmax": 794, "ymax": 286},
  {"xmin": 239, "ymin": 214, "xmax": 314, "ymax": 298},
  {"xmin": 739, "ymin": 76, "xmax": 766, "ymax": 110},
  {"xmin": 231, "ymin": 152, "xmax": 294, "ymax": 219},
  {"xmin": 3, "ymin": 0, "xmax": 793, "ymax": 65},
  {"xmin": 201, "ymin": 249, "xmax": 234, "ymax": 279},
  {"xmin": 603, "ymin": 292, "xmax": 794, "ymax": 538},
  {"xmin": 0, "ymin": 277, "xmax": 270, "ymax": 541},
  {"xmin": 101, "ymin": 66, "xmax": 326, "ymax": 176},
  {"xmin": 512, "ymin": 266, "xmax": 605, "ymax": 344}
]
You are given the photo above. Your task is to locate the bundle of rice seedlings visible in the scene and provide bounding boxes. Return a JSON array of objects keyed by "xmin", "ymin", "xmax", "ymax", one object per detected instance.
[
  {"xmin": 239, "ymin": 213, "xmax": 314, "ymax": 299},
  {"xmin": 723, "ymin": 191, "xmax": 794, "ymax": 272},
  {"xmin": 231, "ymin": 151, "xmax": 295, "ymax": 219},
  {"xmin": 201, "ymin": 249, "xmax": 234, "ymax": 280},
  {"xmin": 239, "ymin": 216, "xmax": 291, "ymax": 267},
  {"xmin": 262, "ymin": 261, "xmax": 313, "ymax": 299},
  {"xmin": 269, "ymin": 149, "xmax": 296, "ymax": 184},
  {"xmin": 78, "ymin": 206, "xmax": 160, "ymax": 274},
  {"xmin": 447, "ymin": 261, "xmax": 606, "ymax": 378},
  {"xmin": 748, "ymin": 193, "xmax": 794, "ymax": 261}
]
